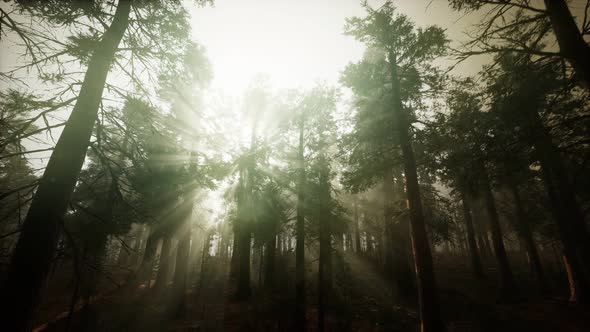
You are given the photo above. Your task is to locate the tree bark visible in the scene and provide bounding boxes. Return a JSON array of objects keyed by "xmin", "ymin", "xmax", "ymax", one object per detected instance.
[
  {"xmin": 1, "ymin": 3, "xmax": 131, "ymax": 329},
  {"xmin": 459, "ymin": 188, "xmax": 485, "ymax": 278},
  {"xmin": 389, "ymin": 52, "xmax": 443, "ymax": 332},
  {"xmin": 544, "ymin": 0, "xmax": 590, "ymax": 88}
]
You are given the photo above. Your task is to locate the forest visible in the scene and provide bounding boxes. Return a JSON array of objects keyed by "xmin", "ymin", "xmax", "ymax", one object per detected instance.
[{"xmin": 0, "ymin": 0, "xmax": 589, "ymax": 331}]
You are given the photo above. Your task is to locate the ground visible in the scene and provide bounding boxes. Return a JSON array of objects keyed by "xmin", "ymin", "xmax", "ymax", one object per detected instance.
[{"xmin": 33, "ymin": 252, "xmax": 590, "ymax": 332}]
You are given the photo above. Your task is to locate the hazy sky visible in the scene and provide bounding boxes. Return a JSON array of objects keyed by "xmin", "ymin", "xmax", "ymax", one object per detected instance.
[
  {"xmin": 0, "ymin": 0, "xmax": 487, "ymax": 100},
  {"xmin": 0, "ymin": 0, "xmax": 487, "ymax": 174},
  {"xmin": 188, "ymin": 0, "xmax": 485, "ymax": 95}
]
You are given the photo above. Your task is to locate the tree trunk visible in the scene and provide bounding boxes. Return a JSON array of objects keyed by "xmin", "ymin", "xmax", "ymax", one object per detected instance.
[
  {"xmin": 459, "ymin": 188, "xmax": 485, "ymax": 278},
  {"xmin": 366, "ymin": 232, "xmax": 374, "ymax": 258},
  {"xmin": 544, "ymin": 0, "xmax": 590, "ymax": 88},
  {"xmin": 382, "ymin": 176, "xmax": 395, "ymax": 276},
  {"xmin": 136, "ymin": 227, "xmax": 161, "ymax": 286},
  {"xmin": 234, "ymin": 164, "xmax": 252, "ymax": 299},
  {"xmin": 1, "ymin": 2, "xmax": 131, "ymax": 330},
  {"xmin": 353, "ymin": 196, "xmax": 362, "ymax": 254},
  {"xmin": 479, "ymin": 170, "xmax": 515, "ymax": 298},
  {"xmin": 236, "ymin": 222, "xmax": 251, "ymax": 299},
  {"xmin": 219, "ymin": 224, "xmax": 230, "ymax": 262},
  {"xmin": 480, "ymin": 233, "xmax": 493, "ymax": 259},
  {"xmin": 524, "ymin": 104, "xmax": 590, "ymax": 303},
  {"xmin": 236, "ymin": 226, "xmax": 251, "ymax": 300},
  {"xmin": 174, "ymin": 229, "xmax": 191, "ymax": 288},
  {"xmin": 317, "ymin": 155, "xmax": 331, "ymax": 332},
  {"xmin": 389, "ymin": 52, "xmax": 443, "ymax": 332},
  {"xmin": 128, "ymin": 225, "xmax": 146, "ymax": 268},
  {"xmin": 277, "ymin": 233, "xmax": 283, "ymax": 255},
  {"xmin": 230, "ymin": 230, "xmax": 239, "ymax": 279},
  {"xmin": 154, "ymin": 235, "xmax": 173, "ymax": 290},
  {"xmin": 392, "ymin": 217, "xmax": 415, "ymax": 304},
  {"xmin": 117, "ymin": 229, "xmax": 135, "ymax": 267},
  {"xmin": 295, "ymin": 114, "xmax": 306, "ymax": 331},
  {"xmin": 81, "ymin": 231, "xmax": 109, "ymax": 302},
  {"xmin": 190, "ymin": 230, "xmax": 201, "ymax": 278},
  {"xmin": 387, "ymin": 174, "xmax": 415, "ymax": 303},
  {"xmin": 200, "ymin": 232, "xmax": 212, "ymax": 278},
  {"xmin": 264, "ymin": 234, "xmax": 276, "ymax": 288},
  {"xmin": 507, "ymin": 181, "xmax": 547, "ymax": 289},
  {"xmin": 256, "ymin": 245, "xmax": 263, "ymax": 288},
  {"xmin": 173, "ymin": 223, "xmax": 191, "ymax": 317}
]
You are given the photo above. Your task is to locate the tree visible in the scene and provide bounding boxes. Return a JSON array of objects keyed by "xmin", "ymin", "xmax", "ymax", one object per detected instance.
[
  {"xmin": 449, "ymin": 0, "xmax": 590, "ymax": 88},
  {"xmin": 344, "ymin": 2, "xmax": 447, "ymax": 330},
  {"xmin": 425, "ymin": 80, "xmax": 520, "ymax": 297},
  {"xmin": 0, "ymin": 90, "xmax": 39, "ymax": 256},
  {"xmin": 484, "ymin": 52, "xmax": 590, "ymax": 302},
  {"xmin": 308, "ymin": 88, "xmax": 338, "ymax": 332},
  {"xmin": 339, "ymin": 46, "xmax": 420, "ymax": 302},
  {"xmin": 458, "ymin": 186, "xmax": 485, "ymax": 278},
  {"xmin": 544, "ymin": 0, "xmax": 590, "ymax": 87},
  {"xmin": 1, "ymin": 1, "xmax": 215, "ymax": 327},
  {"xmin": 294, "ymin": 101, "xmax": 307, "ymax": 330},
  {"xmin": 1, "ymin": 3, "xmax": 132, "ymax": 329}
]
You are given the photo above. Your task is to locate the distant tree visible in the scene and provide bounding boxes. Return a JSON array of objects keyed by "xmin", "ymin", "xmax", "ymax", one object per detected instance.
[
  {"xmin": 425, "ymin": 83, "xmax": 517, "ymax": 297},
  {"xmin": 0, "ymin": 91, "xmax": 38, "ymax": 258}
]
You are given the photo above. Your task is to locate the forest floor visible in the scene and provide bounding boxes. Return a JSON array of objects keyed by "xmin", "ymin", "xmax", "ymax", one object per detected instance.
[
  {"xmin": 33, "ymin": 252, "xmax": 590, "ymax": 332},
  {"xmin": 435, "ymin": 255, "xmax": 590, "ymax": 332}
]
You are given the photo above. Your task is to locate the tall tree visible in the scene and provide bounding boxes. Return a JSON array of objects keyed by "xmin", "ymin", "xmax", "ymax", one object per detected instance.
[
  {"xmin": 294, "ymin": 107, "xmax": 306, "ymax": 330},
  {"xmin": 344, "ymin": 3, "xmax": 447, "ymax": 330},
  {"xmin": 478, "ymin": 163, "xmax": 515, "ymax": 297},
  {"xmin": 1, "ymin": 2, "xmax": 132, "ymax": 329}
]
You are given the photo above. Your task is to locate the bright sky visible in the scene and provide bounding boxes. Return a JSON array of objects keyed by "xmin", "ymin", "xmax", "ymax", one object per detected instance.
[
  {"xmin": 186, "ymin": 0, "xmax": 486, "ymax": 224},
  {"xmin": 1, "ymin": 0, "xmax": 489, "ymax": 226},
  {"xmin": 188, "ymin": 0, "xmax": 485, "ymax": 96}
]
